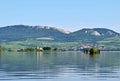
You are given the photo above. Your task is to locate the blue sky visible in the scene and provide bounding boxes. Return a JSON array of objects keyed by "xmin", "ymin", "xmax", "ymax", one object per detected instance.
[{"xmin": 0, "ymin": 0, "xmax": 120, "ymax": 32}]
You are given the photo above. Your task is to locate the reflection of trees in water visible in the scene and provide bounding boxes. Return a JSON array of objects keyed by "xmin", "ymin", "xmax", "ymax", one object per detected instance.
[
  {"xmin": 0, "ymin": 53, "xmax": 1, "ymax": 63},
  {"xmin": 0, "ymin": 53, "xmax": 1, "ymax": 58},
  {"xmin": 0, "ymin": 51, "xmax": 120, "ymax": 78}
]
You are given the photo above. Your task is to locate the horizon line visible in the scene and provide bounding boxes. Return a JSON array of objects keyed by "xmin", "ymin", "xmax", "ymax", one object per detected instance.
[{"xmin": 0, "ymin": 24, "xmax": 117, "ymax": 33}]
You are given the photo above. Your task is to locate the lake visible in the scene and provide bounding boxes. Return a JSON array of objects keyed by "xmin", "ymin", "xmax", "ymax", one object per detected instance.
[{"xmin": 0, "ymin": 51, "xmax": 120, "ymax": 81}]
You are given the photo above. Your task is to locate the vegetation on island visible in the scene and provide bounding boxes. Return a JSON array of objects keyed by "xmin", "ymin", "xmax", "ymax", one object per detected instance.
[
  {"xmin": 8, "ymin": 48, "xmax": 14, "ymax": 52},
  {"xmin": 0, "ymin": 45, "xmax": 60, "ymax": 52},
  {"xmin": 43, "ymin": 47, "xmax": 51, "ymax": 51},
  {"xmin": 83, "ymin": 46, "xmax": 100, "ymax": 54},
  {"xmin": 0, "ymin": 45, "xmax": 2, "ymax": 52},
  {"xmin": 89, "ymin": 46, "xmax": 100, "ymax": 54},
  {"xmin": 17, "ymin": 47, "xmax": 53, "ymax": 52}
]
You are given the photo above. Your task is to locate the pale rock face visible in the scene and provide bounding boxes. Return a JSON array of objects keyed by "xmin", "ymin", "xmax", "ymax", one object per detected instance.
[
  {"xmin": 31, "ymin": 25, "xmax": 70, "ymax": 34},
  {"xmin": 85, "ymin": 31, "xmax": 88, "ymax": 33},
  {"xmin": 91, "ymin": 31, "xmax": 101, "ymax": 36},
  {"xmin": 52, "ymin": 27, "xmax": 70, "ymax": 34},
  {"xmin": 57, "ymin": 29, "xmax": 70, "ymax": 34}
]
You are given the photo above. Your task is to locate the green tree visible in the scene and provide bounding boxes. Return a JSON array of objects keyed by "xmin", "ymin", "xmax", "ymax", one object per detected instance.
[
  {"xmin": 43, "ymin": 47, "xmax": 51, "ymax": 51},
  {"xmin": 0, "ymin": 45, "xmax": 2, "ymax": 52},
  {"xmin": 24, "ymin": 48, "xmax": 35, "ymax": 52},
  {"xmin": 53, "ymin": 48, "xmax": 58, "ymax": 51},
  {"xmin": 8, "ymin": 48, "xmax": 14, "ymax": 52},
  {"xmin": 89, "ymin": 46, "xmax": 100, "ymax": 54}
]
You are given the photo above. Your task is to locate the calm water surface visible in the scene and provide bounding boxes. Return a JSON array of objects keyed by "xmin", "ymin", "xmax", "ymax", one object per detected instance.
[{"xmin": 0, "ymin": 51, "xmax": 120, "ymax": 81}]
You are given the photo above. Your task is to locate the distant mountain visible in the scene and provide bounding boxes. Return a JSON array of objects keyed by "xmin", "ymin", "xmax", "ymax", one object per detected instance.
[
  {"xmin": 0, "ymin": 25, "xmax": 119, "ymax": 44},
  {"xmin": 0, "ymin": 25, "xmax": 69, "ymax": 42},
  {"xmin": 70, "ymin": 28, "xmax": 120, "ymax": 43}
]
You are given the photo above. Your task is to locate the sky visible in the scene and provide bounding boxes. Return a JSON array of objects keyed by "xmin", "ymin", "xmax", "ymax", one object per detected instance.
[{"xmin": 0, "ymin": 0, "xmax": 120, "ymax": 32}]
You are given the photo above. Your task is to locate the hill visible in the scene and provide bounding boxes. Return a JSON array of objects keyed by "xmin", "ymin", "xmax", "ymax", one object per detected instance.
[
  {"xmin": 0, "ymin": 25, "xmax": 119, "ymax": 42},
  {"xmin": 70, "ymin": 28, "xmax": 119, "ymax": 43},
  {"xmin": 0, "ymin": 25, "xmax": 120, "ymax": 49},
  {"xmin": 0, "ymin": 25, "xmax": 69, "ymax": 42}
]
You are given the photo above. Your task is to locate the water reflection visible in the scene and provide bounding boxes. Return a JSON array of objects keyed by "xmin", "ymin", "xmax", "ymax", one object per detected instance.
[{"xmin": 0, "ymin": 51, "xmax": 120, "ymax": 80}]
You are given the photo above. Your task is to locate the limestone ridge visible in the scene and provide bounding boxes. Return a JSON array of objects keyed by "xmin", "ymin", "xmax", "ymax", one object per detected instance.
[{"xmin": 0, "ymin": 25, "xmax": 119, "ymax": 43}]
